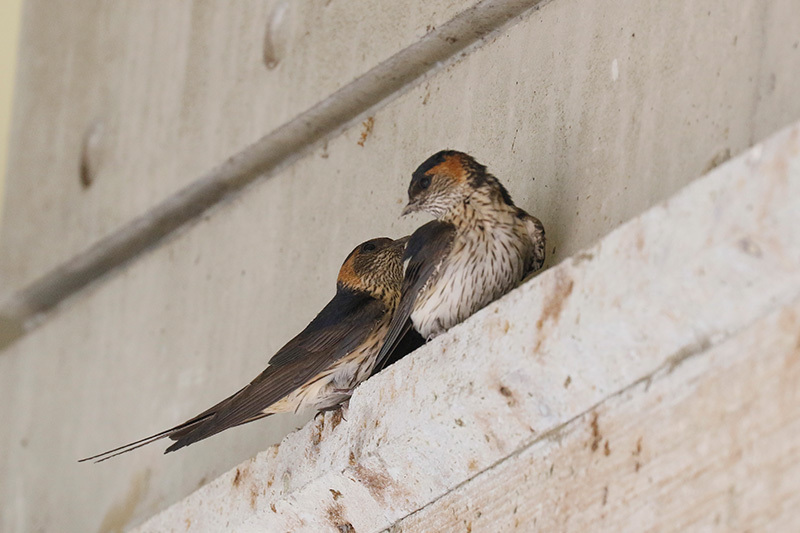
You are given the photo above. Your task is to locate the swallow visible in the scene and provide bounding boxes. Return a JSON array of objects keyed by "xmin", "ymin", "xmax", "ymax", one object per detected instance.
[
  {"xmin": 376, "ymin": 150, "xmax": 546, "ymax": 366},
  {"xmin": 81, "ymin": 236, "xmax": 409, "ymax": 462}
]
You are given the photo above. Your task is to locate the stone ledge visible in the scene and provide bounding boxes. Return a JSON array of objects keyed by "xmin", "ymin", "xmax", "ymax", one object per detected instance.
[
  {"xmin": 134, "ymin": 122, "xmax": 800, "ymax": 531},
  {"xmin": 393, "ymin": 296, "xmax": 800, "ymax": 531}
]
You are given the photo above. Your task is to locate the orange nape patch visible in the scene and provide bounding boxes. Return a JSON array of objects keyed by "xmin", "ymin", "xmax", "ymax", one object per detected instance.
[
  {"xmin": 337, "ymin": 250, "xmax": 363, "ymax": 290},
  {"xmin": 428, "ymin": 153, "xmax": 469, "ymax": 183}
]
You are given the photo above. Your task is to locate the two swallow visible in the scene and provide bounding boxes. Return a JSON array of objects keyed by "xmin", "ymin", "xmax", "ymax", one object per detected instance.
[
  {"xmin": 83, "ymin": 150, "xmax": 544, "ymax": 461},
  {"xmin": 83, "ymin": 237, "xmax": 413, "ymax": 462}
]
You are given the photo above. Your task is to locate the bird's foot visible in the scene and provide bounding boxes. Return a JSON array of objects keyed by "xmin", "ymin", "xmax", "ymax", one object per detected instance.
[
  {"xmin": 339, "ymin": 401, "xmax": 349, "ymax": 422},
  {"xmin": 315, "ymin": 403, "xmax": 341, "ymax": 421}
]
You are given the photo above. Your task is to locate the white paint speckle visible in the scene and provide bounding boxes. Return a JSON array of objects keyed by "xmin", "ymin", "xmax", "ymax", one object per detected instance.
[
  {"xmin": 611, "ymin": 59, "xmax": 619, "ymax": 81},
  {"xmin": 747, "ymin": 143, "xmax": 763, "ymax": 164}
]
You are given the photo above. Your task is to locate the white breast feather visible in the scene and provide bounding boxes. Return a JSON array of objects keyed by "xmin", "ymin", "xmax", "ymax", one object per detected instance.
[{"xmin": 411, "ymin": 209, "xmax": 529, "ymax": 339}]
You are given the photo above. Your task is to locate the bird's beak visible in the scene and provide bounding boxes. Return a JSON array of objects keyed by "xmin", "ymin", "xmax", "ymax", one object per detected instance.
[
  {"xmin": 401, "ymin": 201, "xmax": 419, "ymax": 217},
  {"xmin": 393, "ymin": 235, "xmax": 411, "ymax": 248}
]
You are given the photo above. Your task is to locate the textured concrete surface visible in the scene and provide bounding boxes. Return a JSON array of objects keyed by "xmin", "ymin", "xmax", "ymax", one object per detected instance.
[
  {"xmin": 393, "ymin": 300, "xmax": 800, "ymax": 532},
  {"xmin": 129, "ymin": 123, "xmax": 800, "ymax": 531},
  {"xmin": 0, "ymin": 1, "xmax": 798, "ymax": 531}
]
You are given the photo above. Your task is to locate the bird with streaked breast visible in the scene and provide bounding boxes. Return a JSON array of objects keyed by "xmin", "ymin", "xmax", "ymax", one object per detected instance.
[
  {"xmin": 376, "ymin": 150, "xmax": 546, "ymax": 366},
  {"xmin": 81, "ymin": 237, "xmax": 411, "ymax": 462}
]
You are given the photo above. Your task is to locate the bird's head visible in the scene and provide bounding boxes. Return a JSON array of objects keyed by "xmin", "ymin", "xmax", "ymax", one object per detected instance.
[
  {"xmin": 336, "ymin": 236, "xmax": 409, "ymax": 305},
  {"xmin": 402, "ymin": 150, "xmax": 515, "ymax": 218}
]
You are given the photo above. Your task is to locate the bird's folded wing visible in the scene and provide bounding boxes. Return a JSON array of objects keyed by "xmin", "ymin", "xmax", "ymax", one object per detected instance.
[
  {"xmin": 81, "ymin": 291, "xmax": 386, "ymax": 461},
  {"xmin": 375, "ymin": 220, "xmax": 456, "ymax": 367},
  {"xmin": 166, "ymin": 291, "xmax": 387, "ymax": 451}
]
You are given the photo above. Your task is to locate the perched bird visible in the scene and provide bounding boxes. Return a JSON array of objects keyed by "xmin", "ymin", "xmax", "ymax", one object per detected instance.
[
  {"xmin": 81, "ymin": 236, "xmax": 409, "ymax": 462},
  {"xmin": 376, "ymin": 150, "xmax": 546, "ymax": 366}
]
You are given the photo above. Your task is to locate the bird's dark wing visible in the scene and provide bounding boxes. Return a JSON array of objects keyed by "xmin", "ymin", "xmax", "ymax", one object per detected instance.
[
  {"xmin": 267, "ymin": 289, "xmax": 384, "ymax": 368},
  {"xmin": 375, "ymin": 220, "xmax": 455, "ymax": 369},
  {"xmin": 374, "ymin": 329, "xmax": 425, "ymax": 372},
  {"xmin": 165, "ymin": 289, "xmax": 387, "ymax": 452},
  {"xmin": 80, "ymin": 290, "xmax": 387, "ymax": 462}
]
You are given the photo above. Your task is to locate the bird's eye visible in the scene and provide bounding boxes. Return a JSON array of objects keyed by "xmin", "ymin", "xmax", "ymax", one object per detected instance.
[
  {"xmin": 361, "ymin": 242, "xmax": 377, "ymax": 252},
  {"xmin": 419, "ymin": 176, "xmax": 431, "ymax": 189}
]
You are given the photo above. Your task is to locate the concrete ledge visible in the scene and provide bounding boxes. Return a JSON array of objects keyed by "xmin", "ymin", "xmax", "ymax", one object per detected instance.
[
  {"xmin": 394, "ymin": 297, "xmax": 800, "ymax": 531},
  {"xmin": 134, "ymin": 122, "xmax": 800, "ymax": 531}
]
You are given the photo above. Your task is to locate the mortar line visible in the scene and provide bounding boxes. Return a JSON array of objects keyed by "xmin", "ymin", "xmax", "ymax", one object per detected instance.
[{"xmin": 0, "ymin": 0, "xmax": 553, "ymax": 350}]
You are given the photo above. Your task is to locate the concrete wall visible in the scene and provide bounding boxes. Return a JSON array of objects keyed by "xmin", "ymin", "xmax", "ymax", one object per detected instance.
[
  {"xmin": 0, "ymin": 0, "xmax": 798, "ymax": 531},
  {"xmin": 0, "ymin": 0, "xmax": 23, "ymax": 225}
]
